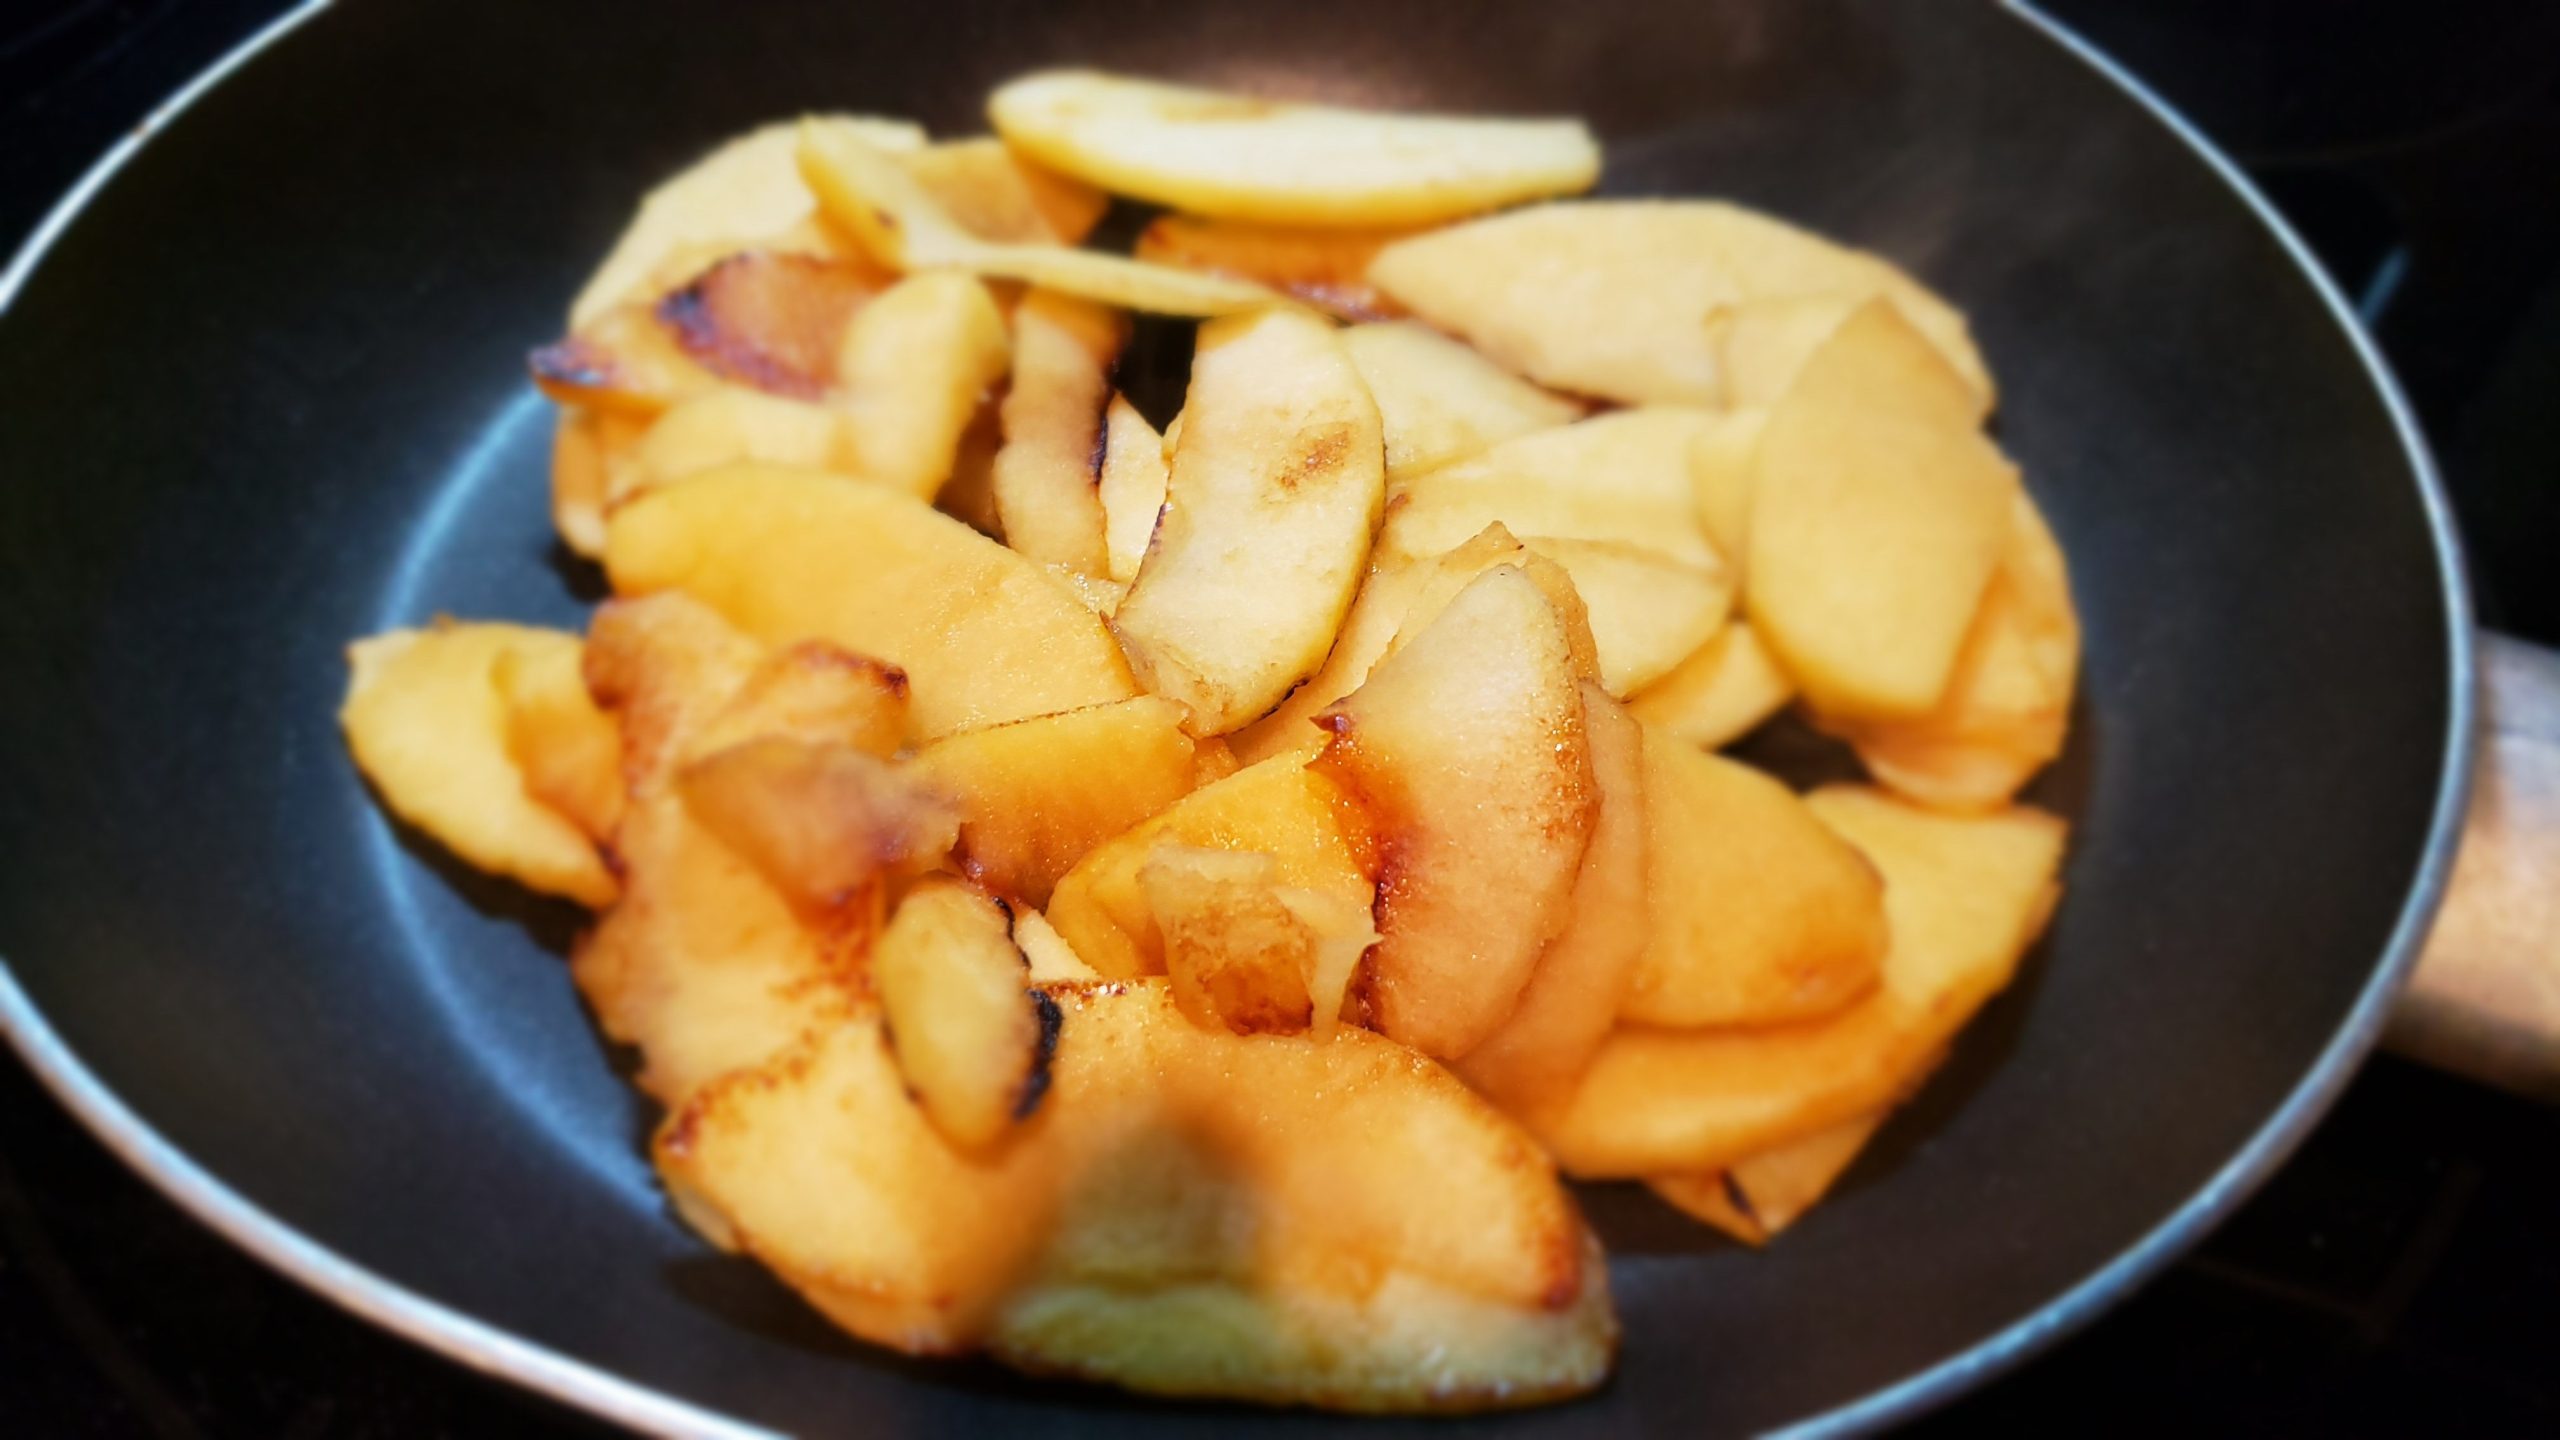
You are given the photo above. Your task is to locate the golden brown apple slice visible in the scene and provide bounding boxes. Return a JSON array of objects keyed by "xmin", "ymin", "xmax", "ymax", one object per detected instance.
[
  {"xmin": 1096, "ymin": 394, "xmax": 1170, "ymax": 585},
  {"xmin": 992, "ymin": 291, "xmax": 1127, "ymax": 575},
  {"xmin": 1748, "ymin": 300, "xmax": 2018, "ymax": 719},
  {"xmin": 570, "ymin": 115, "xmax": 926, "ymax": 329},
  {"xmin": 529, "ymin": 303, "xmax": 722, "ymax": 417},
  {"xmin": 1815, "ymin": 492, "xmax": 2080, "ymax": 810},
  {"xmin": 901, "ymin": 136, "xmax": 1109, "ymax": 245},
  {"xmin": 1648, "ymin": 1110, "xmax": 1890, "ymax": 1246},
  {"xmin": 678, "ymin": 736, "xmax": 959, "ymax": 916},
  {"xmin": 1342, "ymin": 320, "xmax": 1584, "ymax": 482},
  {"xmin": 1456, "ymin": 686, "xmax": 1647, "ymax": 1107},
  {"xmin": 682, "ymin": 642, "xmax": 910, "ymax": 764},
  {"xmin": 605, "ymin": 464, "xmax": 1137, "ymax": 739},
  {"xmin": 1628, "ymin": 621, "xmax": 1797, "ymax": 750},
  {"xmin": 624, "ymin": 385, "xmax": 845, "ymax": 506},
  {"xmin": 492, "ymin": 640, "xmax": 624, "ymax": 843},
  {"xmin": 656, "ymin": 979, "xmax": 1614, "ymax": 1408},
  {"xmin": 1046, "ymin": 755, "xmax": 1377, "ymax": 979},
  {"xmin": 1519, "ymin": 538, "xmax": 1732, "ymax": 696},
  {"xmin": 1112, "ymin": 307, "xmax": 1385, "ymax": 734},
  {"xmin": 873, "ymin": 877, "xmax": 1054, "ymax": 1150},
  {"xmin": 1523, "ymin": 786, "xmax": 2066, "ymax": 1178},
  {"xmin": 1376, "ymin": 409, "xmax": 1723, "ymax": 571},
  {"xmin": 909, "ymin": 695, "xmax": 1199, "ymax": 909},
  {"xmin": 835, "ymin": 272, "xmax": 1014, "ymax": 501},
  {"xmin": 549, "ymin": 408, "xmax": 631, "ymax": 558},
  {"xmin": 654, "ymin": 251, "xmax": 888, "ymax": 399},
  {"xmin": 1313, "ymin": 566, "xmax": 1597, "ymax": 1059},
  {"xmin": 1134, "ymin": 215, "xmax": 1417, "ymax": 320},
  {"xmin": 1620, "ymin": 741, "xmax": 1887, "ymax": 1028},
  {"xmin": 1143, "ymin": 847, "xmax": 1318, "ymax": 1034},
  {"xmin": 797, "ymin": 120, "xmax": 1279, "ymax": 316},
  {"xmin": 988, "ymin": 71, "xmax": 1600, "ymax": 227},
  {"xmin": 341, "ymin": 622, "xmax": 616, "ymax": 907},
  {"xmin": 1367, "ymin": 200, "xmax": 1988, "ymax": 407}
]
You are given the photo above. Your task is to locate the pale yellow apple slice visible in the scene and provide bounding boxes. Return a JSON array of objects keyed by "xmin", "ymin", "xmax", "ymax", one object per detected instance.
[
  {"xmin": 1096, "ymin": 394, "xmax": 1170, "ymax": 585},
  {"xmin": 909, "ymin": 695, "xmax": 1200, "ymax": 909},
  {"xmin": 798, "ymin": 119, "xmax": 1279, "ymax": 316},
  {"xmin": 1523, "ymin": 785, "xmax": 2066, "ymax": 1178},
  {"xmin": 1376, "ymin": 409, "xmax": 1723, "ymax": 571},
  {"xmin": 1342, "ymin": 320, "xmax": 1585, "ymax": 482},
  {"xmin": 1367, "ymin": 200, "xmax": 1988, "ymax": 407},
  {"xmin": 341, "ymin": 622, "xmax": 616, "ymax": 907},
  {"xmin": 1520, "ymin": 538, "xmax": 1732, "ymax": 696},
  {"xmin": 656, "ymin": 979, "xmax": 1614, "ymax": 1408},
  {"xmin": 1620, "ymin": 741, "xmax": 1887, "ymax": 1028},
  {"xmin": 1136, "ymin": 215, "xmax": 1420, "ymax": 320},
  {"xmin": 835, "ymin": 272, "xmax": 1013, "ymax": 501},
  {"xmin": 991, "ymin": 292, "xmax": 1126, "ymax": 575},
  {"xmin": 988, "ymin": 70, "xmax": 1600, "ymax": 226},
  {"xmin": 1628, "ymin": 621, "xmax": 1797, "ymax": 750},
  {"xmin": 899, "ymin": 136, "xmax": 1109, "ymax": 245},
  {"xmin": 1313, "ymin": 566, "xmax": 1597, "ymax": 1060},
  {"xmin": 1748, "ymin": 300, "xmax": 2018, "ymax": 719},
  {"xmin": 1113, "ymin": 307, "xmax": 1385, "ymax": 734},
  {"xmin": 1009, "ymin": 907, "xmax": 1101, "ymax": 984},
  {"xmin": 1646, "ymin": 1110, "xmax": 1890, "ymax": 1245},
  {"xmin": 604, "ymin": 464, "xmax": 1137, "ymax": 739},
  {"xmin": 1689, "ymin": 407, "xmax": 1765, "ymax": 571},
  {"xmin": 625, "ymin": 385, "xmax": 844, "ymax": 506},
  {"xmin": 1456, "ymin": 687, "xmax": 1648, "ymax": 1106}
]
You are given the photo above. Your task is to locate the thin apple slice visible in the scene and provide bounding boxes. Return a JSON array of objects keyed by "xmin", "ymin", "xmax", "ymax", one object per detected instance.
[
  {"xmin": 1313, "ymin": 566, "xmax": 1596, "ymax": 1060},
  {"xmin": 1342, "ymin": 320, "xmax": 1584, "ymax": 482},
  {"xmin": 549, "ymin": 408, "xmax": 632, "ymax": 558},
  {"xmin": 1047, "ymin": 755, "xmax": 1377, "ymax": 980},
  {"xmin": 910, "ymin": 695, "xmax": 1199, "ymax": 909},
  {"xmin": 835, "ymin": 272, "xmax": 1014, "ymax": 501},
  {"xmin": 1519, "ymin": 538, "xmax": 1731, "ymax": 696},
  {"xmin": 1136, "ymin": 845, "xmax": 1376, "ymax": 1038},
  {"xmin": 530, "ymin": 303, "xmax": 721, "ymax": 417},
  {"xmin": 656, "ymin": 979, "xmax": 1614, "ymax": 1408},
  {"xmin": 1456, "ymin": 686, "xmax": 1648, "ymax": 1107},
  {"xmin": 1689, "ymin": 408, "xmax": 1765, "ymax": 571},
  {"xmin": 655, "ymin": 251, "xmax": 888, "ymax": 399},
  {"xmin": 873, "ymin": 877, "xmax": 1052, "ymax": 1150},
  {"xmin": 605, "ymin": 464, "xmax": 1137, "ymax": 739},
  {"xmin": 1621, "ymin": 741, "xmax": 1887, "ymax": 1028},
  {"xmin": 1748, "ymin": 300, "xmax": 2018, "ymax": 719},
  {"xmin": 1628, "ymin": 621, "xmax": 1797, "ymax": 750},
  {"xmin": 992, "ymin": 292, "xmax": 1126, "ymax": 575},
  {"xmin": 1376, "ymin": 409, "xmax": 1722, "ymax": 571},
  {"xmin": 1096, "ymin": 395, "xmax": 1170, "ymax": 585},
  {"xmin": 1135, "ymin": 215, "xmax": 1418, "ymax": 320},
  {"xmin": 678, "ymin": 736, "xmax": 959, "ymax": 916},
  {"xmin": 341, "ymin": 622, "xmax": 616, "ymax": 907},
  {"xmin": 492, "ymin": 639, "xmax": 624, "ymax": 843},
  {"xmin": 625, "ymin": 385, "xmax": 845, "ymax": 505},
  {"xmin": 1646, "ymin": 1110, "xmax": 1889, "ymax": 1245},
  {"xmin": 1113, "ymin": 307, "xmax": 1385, "ymax": 734},
  {"xmin": 901, "ymin": 136, "xmax": 1109, "ymax": 245},
  {"xmin": 988, "ymin": 70, "xmax": 1600, "ymax": 226},
  {"xmin": 1523, "ymin": 786, "xmax": 2066, "ymax": 1178}
]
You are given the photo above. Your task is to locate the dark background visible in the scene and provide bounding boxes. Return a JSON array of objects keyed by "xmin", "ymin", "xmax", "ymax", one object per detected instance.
[{"xmin": 2, "ymin": 1, "xmax": 2555, "ymax": 1434}]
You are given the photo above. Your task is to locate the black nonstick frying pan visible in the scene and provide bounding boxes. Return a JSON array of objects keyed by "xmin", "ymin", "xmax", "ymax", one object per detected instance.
[{"xmin": 0, "ymin": 0, "xmax": 2523, "ymax": 1433}]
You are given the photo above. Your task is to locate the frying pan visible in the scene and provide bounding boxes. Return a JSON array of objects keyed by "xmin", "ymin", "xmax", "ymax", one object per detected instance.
[{"xmin": 0, "ymin": 0, "xmax": 2540, "ymax": 1433}]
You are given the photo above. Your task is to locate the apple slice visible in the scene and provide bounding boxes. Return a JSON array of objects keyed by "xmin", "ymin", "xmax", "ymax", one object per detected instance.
[
  {"xmin": 1009, "ymin": 906, "xmax": 1101, "ymax": 983},
  {"xmin": 341, "ymin": 622, "xmax": 616, "ymax": 907},
  {"xmin": 872, "ymin": 877, "xmax": 1052, "ymax": 1150},
  {"xmin": 529, "ymin": 303, "xmax": 721, "ymax": 417},
  {"xmin": 1646, "ymin": 1110, "xmax": 1889, "ymax": 1245},
  {"xmin": 988, "ymin": 70, "xmax": 1600, "ymax": 226},
  {"xmin": 1342, "ymin": 320, "xmax": 1584, "ymax": 482},
  {"xmin": 900, "ymin": 136, "xmax": 1108, "ymax": 245},
  {"xmin": 656, "ymin": 979, "xmax": 1614, "ymax": 1408},
  {"xmin": 835, "ymin": 272, "xmax": 1014, "ymax": 501},
  {"xmin": 992, "ymin": 292, "xmax": 1126, "ymax": 575},
  {"xmin": 1620, "ymin": 741, "xmax": 1887, "ymax": 1029},
  {"xmin": 605, "ymin": 464, "xmax": 1137, "ymax": 739},
  {"xmin": 910, "ymin": 695, "xmax": 1200, "ymax": 909},
  {"xmin": 1628, "ymin": 621, "xmax": 1797, "ymax": 750},
  {"xmin": 1313, "ymin": 566, "xmax": 1597, "ymax": 1059},
  {"xmin": 1136, "ymin": 215, "xmax": 1418, "ymax": 320},
  {"xmin": 1689, "ymin": 407, "xmax": 1765, "ymax": 571},
  {"xmin": 1748, "ymin": 300, "xmax": 2018, "ymax": 719},
  {"xmin": 1046, "ymin": 754, "xmax": 1377, "ymax": 980},
  {"xmin": 492, "ymin": 639, "xmax": 624, "ymax": 843},
  {"xmin": 1456, "ymin": 686, "xmax": 1648, "ymax": 1106},
  {"xmin": 549, "ymin": 408, "xmax": 631, "ymax": 558},
  {"xmin": 678, "ymin": 736, "xmax": 959, "ymax": 916},
  {"xmin": 1096, "ymin": 394, "xmax": 1169, "ymax": 585},
  {"xmin": 1376, "ymin": 409, "xmax": 1722, "ymax": 571},
  {"xmin": 626, "ymin": 385, "xmax": 845, "ymax": 505},
  {"xmin": 1112, "ymin": 307, "xmax": 1385, "ymax": 734},
  {"xmin": 655, "ymin": 251, "xmax": 888, "ymax": 399},
  {"xmin": 1520, "ymin": 538, "xmax": 1731, "ymax": 696},
  {"xmin": 1523, "ymin": 786, "xmax": 2066, "ymax": 1178}
]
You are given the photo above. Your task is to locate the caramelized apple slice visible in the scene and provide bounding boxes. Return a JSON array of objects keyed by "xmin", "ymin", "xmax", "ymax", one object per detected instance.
[
  {"xmin": 835, "ymin": 272, "xmax": 1014, "ymax": 501},
  {"xmin": 1096, "ymin": 394, "xmax": 1170, "ymax": 585},
  {"xmin": 655, "ymin": 251, "xmax": 887, "ymax": 398},
  {"xmin": 492, "ymin": 639, "xmax": 624, "ymax": 843},
  {"xmin": 678, "ymin": 736, "xmax": 958, "ymax": 916},
  {"xmin": 529, "ymin": 303, "xmax": 720, "ymax": 417},
  {"xmin": 901, "ymin": 136, "xmax": 1109, "ymax": 245},
  {"xmin": 992, "ymin": 291, "xmax": 1126, "ymax": 574},
  {"xmin": 1135, "ymin": 215, "xmax": 1418, "ymax": 320},
  {"xmin": 624, "ymin": 385, "xmax": 845, "ymax": 506},
  {"xmin": 1647, "ymin": 1110, "xmax": 1890, "ymax": 1245},
  {"xmin": 874, "ymin": 877, "xmax": 1053, "ymax": 1149}
]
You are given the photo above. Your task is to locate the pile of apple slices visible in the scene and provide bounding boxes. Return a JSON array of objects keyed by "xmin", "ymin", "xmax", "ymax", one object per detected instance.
[{"xmin": 341, "ymin": 70, "xmax": 2077, "ymax": 1412}]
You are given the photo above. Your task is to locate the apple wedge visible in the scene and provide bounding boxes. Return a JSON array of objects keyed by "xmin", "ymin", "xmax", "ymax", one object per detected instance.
[
  {"xmin": 1689, "ymin": 407, "xmax": 1765, "ymax": 571},
  {"xmin": 1748, "ymin": 300, "xmax": 2019, "ymax": 719},
  {"xmin": 1646, "ymin": 1110, "xmax": 1889, "ymax": 1245},
  {"xmin": 988, "ymin": 70, "xmax": 1601, "ymax": 226},
  {"xmin": 992, "ymin": 291, "xmax": 1126, "ymax": 575},
  {"xmin": 873, "ymin": 877, "xmax": 1053, "ymax": 1150},
  {"xmin": 1096, "ymin": 394, "xmax": 1169, "ymax": 585},
  {"xmin": 1136, "ymin": 215, "xmax": 1419, "ymax": 320},
  {"xmin": 910, "ymin": 695, "xmax": 1200, "ymax": 909},
  {"xmin": 1376, "ymin": 409, "xmax": 1723, "ymax": 571},
  {"xmin": 1342, "ymin": 320, "xmax": 1585, "ymax": 483},
  {"xmin": 625, "ymin": 385, "xmax": 845, "ymax": 505},
  {"xmin": 530, "ymin": 303, "xmax": 721, "ymax": 417},
  {"xmin": 1628, "ymin": 621, "xmax": 1797, "ymax": 750},
  {"xmin": 1520, "ymin": 538, "xmax": 1732, "ymax": 696},
  {"xmin": 900, "ymin": 136, "xmax": 1109, "ymax": 246},
  {"xmin": 1141, "ymin": 845, "xmax": 1380, "ymax": 1038},
  {"xmin": 605, "ymin": 464, "xmax": 1137, "ymax": 739},
  {"xmin": 1113, "ymin": 307, "xmax": 1385, "ymax": 734},
  {"xmin": 549, "ymin": 408, "xmax": 632, "ymax": 558},
  {"xmin": 1523, "ymin": 786, "xmax": 2066, "ymax": 1178},
  {"xmin": 655, "ymin": 251, "xmax": 888, "ymax": 400},
  {"xmin": 1046, "ymin": 754, "xmax": 1377, "ymax": 980},
  {"xmin": 492, "ymin": 639, "xmax": 624, "ymax": 843},
  {"xmin": 341, "ymin": 622, "xmax": 616, "ymax": 907},
  {"xmin": 656, "ymin": 979, "xmax": 1615, "ymax": 1408},
  {"xmin": 677, "ymin": 737, "xmax": 959, "ymax": 915},
  {"xmin": 1367, "ymin": 200, "xmax": 1988, "ymax": 407},
  {"xmin": 1456, "ymin": 686, "xmax": 1648, "ymax": 1107},
  {"xmin": 1621, "ymin": 741, "xmax": 1887, "ymax": 1029},
  {"xmin": 1313, "ymin": 566, "xmax": 1597, "ymax": 1060},
  {"xmin": 835, "ymin": 271, "xmax": 1013, "ymax": 501}
]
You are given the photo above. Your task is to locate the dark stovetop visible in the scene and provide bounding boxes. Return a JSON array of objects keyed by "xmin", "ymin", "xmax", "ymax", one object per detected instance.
[{"xmin": 4, "ymin": 2, "xmax": 2557, "ymax": 1435}]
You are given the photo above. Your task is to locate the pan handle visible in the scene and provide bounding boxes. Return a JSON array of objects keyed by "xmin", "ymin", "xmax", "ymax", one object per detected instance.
[{"xmin": 2385, "ymin": 631, "xmax": 2560, "ymax": 1099}]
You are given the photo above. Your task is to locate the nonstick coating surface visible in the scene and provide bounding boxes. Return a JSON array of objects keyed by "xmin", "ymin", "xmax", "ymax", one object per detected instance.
[{"xmin": 0, "ymin": 0, "xmax": 2468, "ymax": 1433}]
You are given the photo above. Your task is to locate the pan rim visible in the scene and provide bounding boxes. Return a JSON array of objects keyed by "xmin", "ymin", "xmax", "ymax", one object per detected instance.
[{"xmin": 0, "ymin": 3, "xmax": 2482, "ymax": 1436}]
